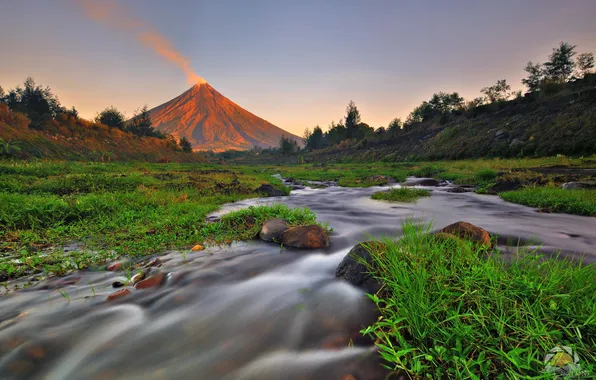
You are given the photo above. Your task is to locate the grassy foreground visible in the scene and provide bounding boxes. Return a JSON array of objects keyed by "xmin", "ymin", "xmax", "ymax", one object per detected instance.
[
  {"xmin": 360, "ymin": 223, "xmax": 595, "ymax": 378},
  {"xmin": 372, "ymin": 188, "xmax": 431, "ymax": 203},
  {"xmin": 0, "ymin": 161, "xmax": 319, "ymax": 280}
]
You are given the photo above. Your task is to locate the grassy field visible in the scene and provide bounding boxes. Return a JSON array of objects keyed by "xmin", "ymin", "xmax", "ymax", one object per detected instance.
[
  {"xmin": 371, "ymin": 188, "xmax": 431, "ymax": 203},
  {"xmin": 361, "ymin": 222, "xmax": 596, "ymax": 379},
  {"xmin": 0, "ymin": 161, "xmax": 319, "ymax": 280}
]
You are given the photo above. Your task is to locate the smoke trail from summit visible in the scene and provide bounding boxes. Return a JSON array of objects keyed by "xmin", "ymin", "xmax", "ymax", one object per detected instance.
[{"xmin": 77, "ymin": 0, "xmax": 206, "ymax": 85}]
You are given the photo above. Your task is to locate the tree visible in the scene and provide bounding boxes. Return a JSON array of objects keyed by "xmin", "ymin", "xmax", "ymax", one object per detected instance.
[
  {"xmin": 279, "ymin": 135, "xmax": 299, "ymax": 155},
  {"xmin": 303, "ymin": 127, "xmax": 311, "ymax": 146},
  {"xmin": 0, "ymin": 86, "xmax": 5, "ymax": 104},
  {"xmin": 521, "ymin": 61, "xmax": 544, "ymax": 92},
  {"xmin": 96, "ymin": 106, "xmax": 125, "ymax": 129},
  {"xmin": 387, "ymin": 118, "xmax": 402, "ymax": 137},
  {"xmin": 481, "ymin": 79, "xmax": 511, "ymax": 103},
  {"xmin": 344, "ymin": 101, "xmax": 361, "ymax": 139},
  {"xmin": 325, "ymin": 121, "xmax": 347, "ymax": 145},
  {"xmin": 406, "ymin": 101, "xmax": 434, "ymax": 125},
  {"xmin": 576, "ymin": 52, "xmax": 594, "ymax": 77},
  {"xmin": 5, "ymin": 78, "xmax": 62, "ymax": 127},
  {"xmin": 179, "ymin": 136, "xmax": 193, "ymax": 152},
  {"xmin": 544, "ymin": 42, "xmax": 576, "ymax": 82},
  {"xmin": 305, "ymin": 125, "xmax": 326, "ymax": 150},
  {"xmin": 375, "ymin": 126, "xmax": 386, "ymax": 136},
  {"xmin": 428, "ymin": 92, "xmax": 464, "ymax": 113},
  {"xmin": 128, "ymin": 105, "xmax": 162, "ymax": 137},
  {"xmin": 65, "ymin": 106, "xmax": 79, "ymax": 120}
]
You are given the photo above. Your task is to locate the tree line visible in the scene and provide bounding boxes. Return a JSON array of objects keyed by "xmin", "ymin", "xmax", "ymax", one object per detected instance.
[
  {"xmin": 0, "ymin": 78, "xmax": 193, "ymax": 153},
  {"xmin": 294, "ymin": 42, "xmax": 594, "ymax": 153}
]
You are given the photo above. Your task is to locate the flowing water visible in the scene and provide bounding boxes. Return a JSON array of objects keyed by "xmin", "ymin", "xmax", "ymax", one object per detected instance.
[{"xmin": 1, "ymin": 180, "xmax": 595, "ymax": 380}]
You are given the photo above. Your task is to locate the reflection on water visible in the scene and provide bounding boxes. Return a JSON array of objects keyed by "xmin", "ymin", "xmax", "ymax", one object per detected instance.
[{"xmin": 0, "ymin": 182, "xmax": 594, "ymax": 379}]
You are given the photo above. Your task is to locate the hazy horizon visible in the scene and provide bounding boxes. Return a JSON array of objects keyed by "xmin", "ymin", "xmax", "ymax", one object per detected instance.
[{"xmin": 1, "ymin": 0, "xmax": 595, "ymax": 135}]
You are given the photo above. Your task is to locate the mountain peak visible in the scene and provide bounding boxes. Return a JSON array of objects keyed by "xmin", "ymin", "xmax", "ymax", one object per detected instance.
[{"xmin": 148, "ymin": 84, "xmax": 301, "ymax": 152}]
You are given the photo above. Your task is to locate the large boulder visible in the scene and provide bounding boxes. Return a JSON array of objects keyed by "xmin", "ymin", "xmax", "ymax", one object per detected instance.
[
  {"xmin": 561, "ymin": 182, "xmax": 596, "ymax": 190},
  {"xmin": 253, "ymin": 184, "xmax": 286, "ymax": 197},
  {"xmin": 281, "ymin": 225, "xmax": 330, "ymax": 249},
  {"xmin": 335, "ymin": 242, "xmax": 385, "ymax": 293},
  {"xmin": 439, "ymin": 221, "xmax": 491, "ymax": 248},
  {"xmin": 259, "ymin": 218, "xmax": 289, "ymax": 242}
]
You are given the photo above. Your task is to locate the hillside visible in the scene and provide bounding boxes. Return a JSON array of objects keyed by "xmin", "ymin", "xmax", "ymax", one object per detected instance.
[
  {"xmin": 235, "ymin": 75, "xmax": 596, "ymax": 164},
  {"xmin": 0, "ymin": 105, "xmax": 204, "ymax": 162},
  {"xmin": 148, "ymin": 83, "xmax": 301, "ymax": 151}
]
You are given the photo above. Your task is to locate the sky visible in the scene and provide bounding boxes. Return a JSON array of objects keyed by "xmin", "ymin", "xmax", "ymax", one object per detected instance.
[{"xmin": 1, "ymin": 0, "xmax": 595, "ymax": 136}]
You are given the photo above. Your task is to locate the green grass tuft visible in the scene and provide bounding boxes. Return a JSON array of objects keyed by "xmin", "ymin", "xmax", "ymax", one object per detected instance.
[
  {"xmin": 371, "ymin": 188, "xmax": 431, "ymax": 203},
  {"xmin": 501, "ymin": 188, "xmax": 596, "ymax": 216},
  {"xmin": 360, "ymin": 222, "xmax": 596, "ymax": 379}
]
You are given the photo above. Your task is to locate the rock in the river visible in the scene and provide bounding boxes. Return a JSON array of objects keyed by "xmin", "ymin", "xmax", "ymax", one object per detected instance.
[
  {"xmin": 253, "ymin": 184, "xmax": 286, "ymax": 197},
  {"xmin": 368, "ymin": 175, "xmax": 395, "ymax": 184},
  {"xmin": 191, "ymin": 244, "xmax": 205, "ymax": 251},
  {"xmin": 440, "ymin": 221, "xmax": 491, "ymax": 248},
  {"xmin": 259, "ymin": 218, "xmax": 289, "ymax": 242},
  {"xmin": 106, "ymin": 289, "xmax": 131, "ymax": 302},
  {"xmin": 134, "ymin": 272, "xmax": 165, "ymax": 289},
  {"xmin": 281, "ymin": 225, "xmax": 330, "ymax": 249},
  {"xmin": 335, "ymin": 242, "xmax": 385, "ymax": 293},
  {"xmin": 486, "ymin": 180, "xmax": 523, "ymax": 194},
  {"xmin": 404, "ymin": 178, "xmax": 439, "ymax": 187},
  {"xmin": 561, "ymin": 181, "xmax": 596, "ymax": 190},
  {"xmin": 446, "ymin": 186, "xmax": 469, "ymax": 193}
]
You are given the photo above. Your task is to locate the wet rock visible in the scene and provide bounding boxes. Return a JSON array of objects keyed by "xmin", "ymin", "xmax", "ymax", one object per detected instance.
[
  {"xmin": 446, "ymin": 186, "xmax": 469, "ymax": 193},
  {"xmin": 131, "ymin": 271, "xmax": 146, "ymax": 286},
  {"xmin": 368, "ymin": 175, "xmax": 394, "ymax": 184},
  {"xmin": 106, "ymin": 259, "xmax": 132, "ymax": 272},
  {"xmin": 495, "ymin": 129, "xmax": 506, "ymax": 138},
  {"xmin": 145, "ymin": 257, "xmax": 162, "ymax": 267},
  {"xmin": 253, "ymin": 184, "xmax": 286, "ymax": 197},
  {"xmin": 112, "ymin": 281, "xmax": 126, "ymax": 288},
  {"xmin": 205, "ymin": 215, "xmax": 221, "ymax": 223},
  {"xmin": 561, "ymin": 181, "xmax": 596, "ymax": 190},
  {"xmin": 259, "ymin": 218, "xmax": 289, "ymax": 242},
  {"xmin": 281, "ymin": 225, "xmax": 330, "ymax": 249},
  {"xmin": 134, "ymin": 272, "xmax": 165, "ymax": 290},
  {"xmin": 404, "ymin": 178, "xmax": 439, "ymax": 187},
  {"xmin": 191, "ymin": 244, "xmax": 205, "ymax": 251},
  {"xmin": 335, "ymin": 242, "xmax": 385, "ymax": 293},
  {"xmin": 106, "ymin": 289, "xmax": 131, "ymax": 302},
  {"xmin": 486, "ymin": 180, "xmax": 523, "ymax": 194},
  {"xmin": 439, "ymin": 221, "xmax": 491, "ymax": 248}
]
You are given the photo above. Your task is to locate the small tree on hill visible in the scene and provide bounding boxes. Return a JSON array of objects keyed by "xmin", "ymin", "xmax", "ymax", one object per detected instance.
[
  {"xmin": 521, "ymin": 61, "xmax": 544, "ymax": 92},
  {"xmin": 128, "ymin": 105, "xmax": 163, "ymax": 138},
  {"xmin": 387, "ymin": 118, "xmax": 402, "ymax": 137},
  {"xmin": 96, "ymin": 106, "xmax": 125, "ymax": 129},
  {"xmin": 305, "ymin": 126, "xmax": 326, "ymax": 150},
  {"xmin": 344, "ymin": 101, "xmax": 361, "ymax": 139},
  {"xmin": 544, "ymin": 42, "xmax": 576, "ymax": 82},
  {"xmin": 0, "ymin": 86, "xmax": 5, "ymax": 104},
  {"xmin": 279, "ymin": 135, "xmax": 299, "ymax": 155},
  {"xmin": 179, "ymin": 136, "xmax": 193, "ymax": 152},
  {"xmin": 481, "ymin": 79, "xmax": 511, "ymax": 103},
  {"xmin": 576, "ymin": 52, "xmax": 594, "ymax": 77},
  {"xmin": 325, "ymin": 121, "xmax": 347, "ymax": 145}
]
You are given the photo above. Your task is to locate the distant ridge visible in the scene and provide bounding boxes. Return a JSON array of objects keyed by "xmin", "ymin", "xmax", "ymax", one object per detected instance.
[{"xmin": 148, "ymin": 83, "xmax": 301, "ymax": 151}]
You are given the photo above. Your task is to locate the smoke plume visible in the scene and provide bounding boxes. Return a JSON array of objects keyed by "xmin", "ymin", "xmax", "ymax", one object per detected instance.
[{"xmin": 78, "ymin": 0, "xmax": 206, "ymax": 86}]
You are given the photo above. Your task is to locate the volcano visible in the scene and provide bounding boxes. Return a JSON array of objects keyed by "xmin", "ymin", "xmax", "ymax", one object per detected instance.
[{"xmin": 147, "ymin": 83, "xmax": 301, "ymax": 151}]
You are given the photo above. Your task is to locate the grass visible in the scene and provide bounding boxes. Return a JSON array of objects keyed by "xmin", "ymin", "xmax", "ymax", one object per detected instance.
[
  {"xmin": 0, "ymin": 161, "xmax": 307, "ymax": 280},
  {"xmin": 501, "ymin": 188, "xmax": 596, "ymax": 216},
  {"xmin": 360, "ymin": 222, "xmax": 596, "ymax": 379},
  {"xmin": 371, "ymin": 188, "xmax": 431, "ymax": 203}
]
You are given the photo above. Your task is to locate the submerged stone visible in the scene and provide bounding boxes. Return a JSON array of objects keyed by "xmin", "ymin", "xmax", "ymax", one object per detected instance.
[
  {"xmin": 335, "ymin": 242, "xmax": 385, "ymax": 294},
  {"xmin": 253, "ymin": 184, "xmax": 286, "ymax": 197}
]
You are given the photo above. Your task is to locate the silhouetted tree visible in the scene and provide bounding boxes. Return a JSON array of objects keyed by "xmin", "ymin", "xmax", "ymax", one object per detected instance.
[
  {"xmin": 305, "ymin": 126, "xmax": 326, "ymax": 150},
  {"xmin": 5, "ymin": 78, "xmax": 62, "ymax": 128},
  {"xmin": 65, "ymin": 106, "xmax": 79, "ymax": 120},
  {"xmin": 544, "ymin": 42, "xmax": 576, "ymax": 82},
  {"xmin": 428, "ymin": 92, "xmax": 464, "ymax": 113},
  {"xmin": 344, "ymin": 101, "xmax": 361, "ymax": 139},
  {"xmin": 128, "ymin": 105, "xmax": 163, "ymax": 138},
  {"xmin": 179, "ymin": 136, "xmax": 193, "ymax": 152},
  {"xmin": 481, "ymin": 79, "xmax": 511, "ymax": 103},
  {"xmin": 279, "ymin": 135, "xmax": 299, "ymax": 155},
  {"xmin": 375, "ymin": 126, "xmax": 386, "ymax": 137},
  {"xmin": 325, "ymin": 121, "xmax": 347, "ymax": 145},
  {"xmin": 96, "ymin": 106, "xmax": 125, "ymax": 129},
  {"xmin": 0, "ymin": 86, "xmax": 5, "ymax": 104},
  {"xmin": 387, "ymin": 118, "xmax": 402, "ymax": 137},
  {"xmin": 576, "ymin": 52, "xmax": 594, "ymax": 77},
  {"xmin": 522, "ymin": 61, "xmax": 544, "ymax": 92}
]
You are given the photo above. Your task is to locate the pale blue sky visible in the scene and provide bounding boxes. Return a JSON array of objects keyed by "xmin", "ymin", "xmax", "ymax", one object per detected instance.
[{"xmin": 1, "ymin": 0, "xmax": 595, "ymax": 134}]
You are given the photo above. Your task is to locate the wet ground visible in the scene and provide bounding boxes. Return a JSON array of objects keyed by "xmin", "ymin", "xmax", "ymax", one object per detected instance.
[{"xmin": 0, "ymin": 179, "xmax": 594, "ymax": 379}]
